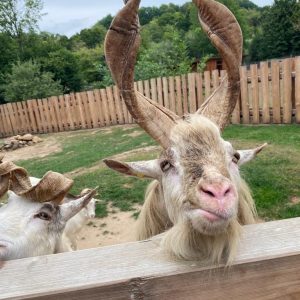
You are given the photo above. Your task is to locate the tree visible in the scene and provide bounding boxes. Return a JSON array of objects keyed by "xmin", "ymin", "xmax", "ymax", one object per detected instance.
[
  {"xmin": 41, "ymin": 49, "xmax": 83, "ymax": 93},
  {"xmin": 2, "ymin": 60, "xmax": 63, "ymax": 102},
  {"xmin": 0, "ymin": 0, "xmax": 45, "ymax": 59},
  {"xmin": 250, "ymin": 0, "xmax": 300, "ymax": 61}
]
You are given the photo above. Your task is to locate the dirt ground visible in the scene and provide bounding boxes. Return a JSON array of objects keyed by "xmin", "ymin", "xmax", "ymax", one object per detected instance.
[{"xmin": 77, "ymin": 209, "xmax": 139, "ymax": 250}]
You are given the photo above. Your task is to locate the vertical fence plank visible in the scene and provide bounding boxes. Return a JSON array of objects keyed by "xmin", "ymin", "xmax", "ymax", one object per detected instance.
[
  {"xmin": 58, "ymin": 95, "xmax": 68, "ymax": 131},
  {"xmin": 47, "ymin": 97, "xmax": 58, "ymax": 132},
  {"xmin": 94, "ymin": 89, "xmax": 105, "ymax": 127},
  {"xmin": 83, "ymin": 92, "xmax": 94, "ymax": 129},
  {"xmin": 250, "ymin": 64, "xmax": 260, "ymax": 124},
  {"xmin": 204, "ymin": 71, "xmax": 211, "ymax": 100},
  {"xmin": 86, "ymin": 91, "xmax": 98, "ymax": 128},
  {"xmin": 22, "ymin": 101, "xmax": 32, "ymax": 133},
  {"xmin": 144, "ymin": 80, "xmax": 150, "ymax": 99},
  {"xmin": 106, "ymin": 87, "xmax": 117, "ymax": 125},
  {"xmin": 6, "ymin": 103, "xmax": 18, "ymax": 135},
  {"xmin": 70, "ymin": 93, "xmax": 79, "ymax": 129},
  {"xmin": 181, "ymin": 74, "xmax": 188, "ymax": 114},
  {"xmin": 240, "ymin": 66, "xmax": 249, "ymax": 124},
  {"xmin": 52, "ymin": 96, "xmax": 63, "ymax": 132},
  {"xmin": 162, "ymin": 77, "xmax": 169, "ymax": 109},
  {"xmin": 212, "ymin": 70, "xmax": 219, "ymax": 90},
  {"xmin": 100, "ymin": 88, "xmax": 111, "ymax": 126},
  {"xmin": 175, "ymin": 76, "xmax": 183, "ymax": 116},
  {"xmin": 169, "ymin": 76, "xmax": 176, "ymax": 113},
  {"xmin": 9, "ymin": 103, "xmax": 19, "ymax": 134},
  {"xmin": 26, "ymin": 100, "xmax": 38, "ymax": 133},
  {"xmin": 261, "ymin": 62, "xmax": 271, "ymax": 123},
  {"xmin": 37, "ymin": 99, "xmax": 46, "ymax": 133},
  {"xmin": 0, "ymin": 105, "xmax": 9, "ymax": 136},
  {"xmin": 112, "ymin": 86, "xmax": 124, "ymax": 125},
  {"xmin": 150, "ymin": 78, "xmax": 157, "ymax": 102},
  {"xmin": 195, "ymin": 73, "xmax": 203, "ymax": 109},
  {"xmin": 0, "ymin": 105, "xmax": 7, "ymax": 137},
  {"xmin": 282, "ymin": 59, "xmax": 292, "ymax": 124},
  {"xmin": 156, "ymin": 77, "xmax": 164, "ymax": 107},
  {"xmin": 295, "ymin": 57, "xmax": 300, "ymax": 123},
  {"xmin": 3, "ymin": 104, "xmax": 14, "ymax": 136},
  {"xmin": 64, "ymin": 95, "xmax": 75, "ymax": 131},
  {"xmin": 188, "ymin": 73, "xmax": 197, "ymax": 113},
  {"xmin": 271, "ymin": 60, "xmax": 281, "ymax": 123}
]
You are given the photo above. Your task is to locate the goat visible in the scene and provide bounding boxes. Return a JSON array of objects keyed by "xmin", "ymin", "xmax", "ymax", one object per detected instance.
[
  {"xmin": 103, "ymin": 0, "xmax": 267, "ymax": 264},
  {"xmin": 0, "ymin": 156, "xmax": 96, "ymax": 261},
  {"xmin": 29, "ymin": 177, "xmax": 97, "ymax": 250}
]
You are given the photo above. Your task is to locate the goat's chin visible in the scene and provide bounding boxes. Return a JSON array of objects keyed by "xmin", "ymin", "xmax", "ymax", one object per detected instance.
[{"xmin": 186, "ymin": 210, "xmax": 232, "ymax": 236}]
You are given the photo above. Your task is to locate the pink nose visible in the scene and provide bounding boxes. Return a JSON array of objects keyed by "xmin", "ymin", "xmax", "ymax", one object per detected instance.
[{"xmin": 198, "ymin": 181, "xmax": 235, "ymax": 209}]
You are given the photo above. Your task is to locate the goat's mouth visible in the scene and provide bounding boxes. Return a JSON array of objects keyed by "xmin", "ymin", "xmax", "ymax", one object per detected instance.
[{"xmin": 187, "ymin": 208, "xmax": 232, "ymax": 223}]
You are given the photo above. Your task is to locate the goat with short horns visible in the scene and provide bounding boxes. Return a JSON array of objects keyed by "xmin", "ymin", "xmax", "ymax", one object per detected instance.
[
  {"xmin": 104, "ymin": 0, "xmax": 267, "ymax": 264},
  {"xmin": 0, "ymin": 155, "xmax": 96, "ymax": 261}
]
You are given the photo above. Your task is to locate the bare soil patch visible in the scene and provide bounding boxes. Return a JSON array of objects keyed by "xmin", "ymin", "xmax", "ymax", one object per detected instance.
[
  {"xmin": 2, "ymin": 137, "xmax": 61, "ymax": 162},
  {"xmin": 77, "ymin": 208, "xmax": 139, "ymax": 250}
]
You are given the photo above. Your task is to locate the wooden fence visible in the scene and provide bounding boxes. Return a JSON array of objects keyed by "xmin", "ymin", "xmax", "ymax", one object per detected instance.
[
  {"xmin": 0, "ymin": 56, "xmax": 299, "ymax": 138},
  {"xmin": 1, "ymin": 217, "xmax": 300, "ymax": 299}
]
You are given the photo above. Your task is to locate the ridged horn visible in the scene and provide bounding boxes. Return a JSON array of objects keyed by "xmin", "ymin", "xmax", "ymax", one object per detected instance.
[
  {"xmin": 104, "ymin": 0, "xmax": 179, "ymax": 149},
  {"xmin": 0, "ymin": 158, "xmax": 73, "ymax": 204},
  {"xmin": 194, "ymin": 0, "xmax": 243, "ymax": 130}
]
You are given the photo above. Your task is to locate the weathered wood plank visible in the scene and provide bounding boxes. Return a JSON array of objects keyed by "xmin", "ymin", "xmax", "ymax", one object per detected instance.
[
  {"xmin": 94, "ymin": 89, "xmax": 105, "ymax": 127},
  {"xmin": 106, "ymin": 87, "xmax": 117, "ymax": 125},
  {"xmin": 112, "ymin": 86, "xmax": 124, "ymax": 125},
  {"xmin": 240, "ymin": 66, "xmax": 249, "ymax": 124},
  {"xmin": 271, "ymin": 60, "xmax": 281, "ymax": 123},
  {"xmin": 6, "ymin": 102, "xmax": 18, "ymax": 135},
  {"xmin": 282, "ymin": 59, "xmax": 292, "ymax": 124},
  {"xmin": 204, "ymin": 71, "xmax": 211, "ymax": 100},
  {"xmin": 181, "ymin": 74, "xmax": 188, "ymax": 114},
  {"xmin": 195, "ymin": 72, "xmax": 203, "ymax": 109},
  {"xmin": 156, "ymin": 77, "xmax": 164, "ymax": 107},
  {"xmin": 150, "ymin": 78, "xmax": 157, "ymax": 103},
  {"xmin": 250, "ymin": 64, "xmax": 260, "ymax": 124},
  {"xmin": 26, "ymin": 100, "xmax": 38, "ymax": 133},
  {"xmin": 261, "ymin": 62, "xmax": 270, "ymax": 123},
  {"xmin": 295, "ymin": 56, "xmax": 300, "ymax": 123},
  {"xmin": 64, "ymin": 94, "xmax": 75, "ymax": 131},
  {"xmin": 162, "ymin": 77, "xmax": 169, "ymax": 109},
  {"xmin": 188, "ymin": 73, "xmax": 197, "ymax": 113},
  {"xmin": 2, "ymin": 218, "xmax": 300, "ymax": 300},
  {"xmin": 169, "ymin": 76, "xmax": 176, "ymax": 113},
  {"xmin": 175, "ymin": 75, "xmax": 183, "ymax": 116},
  {"xmin": 100, "ymin": 89, "xmax": 111, "ymax": 126},
  {"xmin": 144, "ymin": 79, "xmax": 150, "ymax": 99}
]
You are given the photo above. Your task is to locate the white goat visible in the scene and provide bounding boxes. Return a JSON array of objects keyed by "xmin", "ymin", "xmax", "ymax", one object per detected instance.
[
  {"xmin": 103, "ymin": 0, "xmax": 267, "ymax": 265},
  {"xmin": 0, "ymin": 159, "xmax": 96, "ymax": 261}
]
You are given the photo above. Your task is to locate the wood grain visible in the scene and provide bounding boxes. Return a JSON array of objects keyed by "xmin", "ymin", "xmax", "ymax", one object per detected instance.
[{"xmin": 2, "ymin": 218, "xmax": 300, "ymax": 300}]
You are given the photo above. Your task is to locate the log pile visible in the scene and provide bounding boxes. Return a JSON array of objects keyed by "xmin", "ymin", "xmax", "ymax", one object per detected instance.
[{"xmin": 0, "ymin": 134, "xmax": 43, "ymax": 152}]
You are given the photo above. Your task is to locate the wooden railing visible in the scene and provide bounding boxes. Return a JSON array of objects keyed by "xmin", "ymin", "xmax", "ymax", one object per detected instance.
[
  {"xmin": 0, "ymin": 56, "xmax": 299, "ymax": 138},
  {"xmin": 1, "ymin": 217, "xmax": 300, "ymax": 299}
]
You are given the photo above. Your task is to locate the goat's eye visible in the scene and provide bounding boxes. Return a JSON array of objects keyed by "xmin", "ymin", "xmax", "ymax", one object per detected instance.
[
  {"xmin": 160, "ymin": 160, "xmax": 173, "ymax": 172},
  {"xmin": 232, "ymin": 152, "xmax": 240, "ymax": 164},
  {"xmin": 35, "ymin": 212, "xmax": 51, "ymax": 221}
]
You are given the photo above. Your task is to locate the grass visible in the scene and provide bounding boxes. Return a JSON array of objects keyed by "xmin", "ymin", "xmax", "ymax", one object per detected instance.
[{"xmin": 12, "ymin": 124, "xmax": 300, "ymax": 221}]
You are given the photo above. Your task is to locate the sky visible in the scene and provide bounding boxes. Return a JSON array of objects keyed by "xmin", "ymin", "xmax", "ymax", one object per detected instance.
[{"xmin": 39, "ymin": 0, "xmax": 274, "ymax": 37}]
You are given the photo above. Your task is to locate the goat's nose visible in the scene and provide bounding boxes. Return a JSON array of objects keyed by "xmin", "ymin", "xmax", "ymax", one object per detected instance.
[{"xmin": 199, "ymin": 181, "xmax": 234, "ymax": 203}]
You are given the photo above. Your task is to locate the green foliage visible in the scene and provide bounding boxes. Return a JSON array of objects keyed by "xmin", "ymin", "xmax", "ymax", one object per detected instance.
[
  {"xmin": 41, "ymin": 48, "xmax": 83, "ymax": 92},
  {"xmin": 136, "ymin": 27, "xmax": 191, "ymax": 80},
  {"xmin": 250, "ymin": 0, "xmax": 300, "ymax": 61},
  {"xmin": 2, "ymin": 60, "xmax": 63, "ymax": 102}
]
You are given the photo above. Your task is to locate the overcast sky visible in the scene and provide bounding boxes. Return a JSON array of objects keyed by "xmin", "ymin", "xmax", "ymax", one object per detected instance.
[{"xmin": 39, "ymin": 0, "xmax": 274, "ymax": 37}]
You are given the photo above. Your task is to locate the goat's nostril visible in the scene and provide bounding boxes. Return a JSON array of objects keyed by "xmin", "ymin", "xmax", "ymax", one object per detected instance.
[
  {"xmin": 200, "ymin": 187, "xmax": 215, "ymax": 197},
  {"xmin": 224, "ymin": 188, "xmax": 231, "ymax": 196}
]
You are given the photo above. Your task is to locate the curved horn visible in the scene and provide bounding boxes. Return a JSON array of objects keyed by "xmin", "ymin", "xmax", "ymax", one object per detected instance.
[
  {"xmin": 0, "ymin": 158, "xmax": 73, "ymax": 204},
  {"xmin": 104, "ymin": 0, "xmax": 179, "ymax": 149},
  {"xmin": 194, "ymin": 0, "xmax": 243, "ymax": 130}
]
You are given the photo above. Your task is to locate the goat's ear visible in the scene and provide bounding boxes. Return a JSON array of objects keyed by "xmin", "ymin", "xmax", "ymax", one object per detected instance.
[
  {"xmin": 59, "ymin": 189, "xmax": 97, "ymax": 223},
  {"xmin": 103, "ymin": 159, "xmax": 161, "ymax": 179},
  {"xmin": 238, "ymin": 143, "xmax": 267, "ymax": 166}
]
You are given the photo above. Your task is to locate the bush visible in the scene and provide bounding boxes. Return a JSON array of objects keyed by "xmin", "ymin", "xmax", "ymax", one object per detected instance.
[{"xmin": 3, "ymin": 60, "xmax": 63, "ymax": 102}]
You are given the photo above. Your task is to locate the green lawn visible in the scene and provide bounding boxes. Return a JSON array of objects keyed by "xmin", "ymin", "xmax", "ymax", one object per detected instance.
[{"xmin": 13, "ymin": 124, "xmax": 300, "ymax": 221}]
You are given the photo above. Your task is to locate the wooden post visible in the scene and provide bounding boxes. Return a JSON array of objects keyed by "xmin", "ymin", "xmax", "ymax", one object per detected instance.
[
  {"xmin": 188, "ymin": 73, "xmax": 197, "ymax": 113},
  {"xmin": 271, "ymin": 60, "xmax": 281, "ymax": 123},
  {"xmin": 295, "ymin": 56, "xmax": 300, "ymax": 123},
  {"xmin": 240, "ymin": 66, "xmax": 250, "ymax": 124},
  {"xmin": 2, "ymin": 218, "xmax": 300, "ymax": 299},
  {"xmin": 250, "ymin": 64, "xmax": 260, "ymax": 124},
  {"xmin": 282, "ymin": 59, "xmax": 292, "ymax": 124},
  {"xmin": 261, "ymin": 62, "xmax": 270, "ymax": 123}
]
